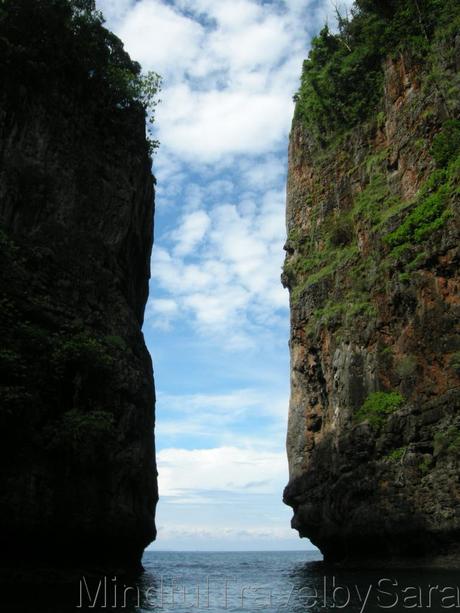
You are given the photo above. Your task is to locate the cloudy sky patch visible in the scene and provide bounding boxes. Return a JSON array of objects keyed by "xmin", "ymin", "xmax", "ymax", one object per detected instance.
[{"xmin": 96, "ymin": 0, "xmax": 351, "ymax": 551}]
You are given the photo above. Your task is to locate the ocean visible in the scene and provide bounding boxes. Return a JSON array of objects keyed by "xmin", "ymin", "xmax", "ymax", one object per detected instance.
[
  {"xmin": 80, "ymin": 550, "xmax": 459, "ymax": 612},
  {"xmin": 4, "ymin": 550, "xmax": 459, "ymax": 612}
]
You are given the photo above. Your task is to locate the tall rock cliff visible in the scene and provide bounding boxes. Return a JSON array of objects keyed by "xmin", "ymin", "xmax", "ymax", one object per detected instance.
[
  {"xmin": 283, "ymin": 0, "xmax": 460, "ymax": 565},
  {"xmin": 0, "ymin": 1, "xmax": 157, "ymax": 574}
]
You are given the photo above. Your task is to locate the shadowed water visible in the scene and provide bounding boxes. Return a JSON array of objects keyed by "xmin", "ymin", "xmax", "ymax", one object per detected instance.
[
  {"xmin": 133, "ymin": 551, "xmax": 459, "ymax": 613},
  {"xmin": 3, "ymin": 550, "xmax": 459, "ymax": 612}
]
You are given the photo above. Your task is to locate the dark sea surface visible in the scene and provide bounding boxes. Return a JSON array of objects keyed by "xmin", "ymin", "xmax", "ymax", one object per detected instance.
[
  {"xmin": 88, "ymin": 550, "xmax": 459, "ymax": 613},
  {"xmin": 3, "ymin": 550, "xmax": 460, "ymax": 612}
]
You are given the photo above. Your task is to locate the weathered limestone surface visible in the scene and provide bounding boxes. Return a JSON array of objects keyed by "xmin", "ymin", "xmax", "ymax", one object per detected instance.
[{"xmin": 283, "ymin": 46, "xmax": 460, "ymax": 565}]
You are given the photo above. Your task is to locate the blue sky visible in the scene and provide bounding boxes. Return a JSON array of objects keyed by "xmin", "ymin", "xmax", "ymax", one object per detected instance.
[{"xmin": 97, "ymin": 0, "xmax": 352, "ymax": 551}]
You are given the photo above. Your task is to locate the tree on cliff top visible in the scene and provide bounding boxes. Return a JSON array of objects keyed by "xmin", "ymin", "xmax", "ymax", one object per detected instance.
[
  {"xmin": 294, "ymin": 0, "xmax": 460, "ymax": 142},
  {"xmin": 0, "ymin": 0, "xmax": 161, "ymax": 153}
]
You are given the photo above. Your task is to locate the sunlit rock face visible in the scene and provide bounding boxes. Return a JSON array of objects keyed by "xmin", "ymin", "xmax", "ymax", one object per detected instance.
[
  {"xmin": 283, "ymin": 33, "xmax": 460, "ymax": 565},
  {"xmin": 0, "ymin": 2, "xmax": 157, "ymax": 575}
]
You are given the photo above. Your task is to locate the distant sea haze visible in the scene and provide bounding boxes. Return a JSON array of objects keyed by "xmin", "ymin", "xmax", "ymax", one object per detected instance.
[{"xmin": 75, "ymin": 551, "xmax": 460, "ymax": 612}]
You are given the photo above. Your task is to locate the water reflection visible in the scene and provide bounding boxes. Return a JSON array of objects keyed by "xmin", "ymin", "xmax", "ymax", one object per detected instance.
[
  {"xmin": 1, "ymin": 552, "xmax": 458, "ymax": 612},
  {"xmin": 287, "ymin": 560, "xmax": 460, "ymax": 613}
]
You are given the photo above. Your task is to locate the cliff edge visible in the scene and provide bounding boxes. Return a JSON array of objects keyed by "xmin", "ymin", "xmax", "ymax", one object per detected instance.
[
  {"xmin": 283, "ymin": 0, "xmax": 460, "ymax": 565},
  {"xmin": 0, "ymin": 1, "xmax": 157, "ymax": 575}
]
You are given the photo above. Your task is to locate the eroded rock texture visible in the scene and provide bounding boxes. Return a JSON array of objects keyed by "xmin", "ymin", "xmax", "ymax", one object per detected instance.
[
  {"xmin": 0, "ymin": 2, "xmax": 156, "ymax": 575},
  {"xmin": 283, "ymin": 37, "xmax": 460, "ymax": 564}
]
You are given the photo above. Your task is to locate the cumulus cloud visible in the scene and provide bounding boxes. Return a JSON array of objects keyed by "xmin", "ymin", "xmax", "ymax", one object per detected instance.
[
  {"xmin": 98, "ymin": 0, "xmax": 355, "ymax": 167},
  {"xmin": 151, "ymin": 444, "xmax": 309, "ymax": 550},
  {"xmin": 239, "ymin": 155, "xmax": 287, "ymax": 191},
  {"xmin": 146, "ymin": 298, "xmax": 179, "ymax": 329},
  {"xmin": 98, "ymin": 0, "xmax": 311, "ymax": 164},
  {"xmin": 96, "ymin": 0, "xmax": 348, "ymax": 550},
  {"xmin": 157, "ymin": 87, "xmax": 291, "ymax": 163},
  {"xmin": 97, "ymin": 0, "xmax": 134, "ymax": 25},
  {"xmin": 118, "ymin": 0, "xmax": 204, "ymax": 79},
  {"xmin": 149, "ymin": 182, "xmax": 288, "ymax": 347},
  {"xmin": 96, "ymin": 0, "xmax": 326, "ymax": 343},
  {"xmin": 157, "ymin": 446, "xmax": 287, "ymax": 498},
  {"xmin": 171, "ymin": 209, "xmax": 211, "ymax": 256},
  {"xmin": 176, "ymin": 0, "xmax": 263, "ymax": 28},
  {"xmin": 148, "ymin": 298, "xmax": 178, "ymax": 315},
  {"xmin": 155, "ymin": 388, "xmax": 289, "ymax": 447}
]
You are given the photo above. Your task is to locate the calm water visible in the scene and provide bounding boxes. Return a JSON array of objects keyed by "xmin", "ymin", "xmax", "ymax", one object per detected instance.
[
  {"xmin": 86, "ymin": 550, "xmax": 459, "ymax": 612},
  {"xmin": 4, "ymin": 550, "xmax": 460, "ymax": 611}
]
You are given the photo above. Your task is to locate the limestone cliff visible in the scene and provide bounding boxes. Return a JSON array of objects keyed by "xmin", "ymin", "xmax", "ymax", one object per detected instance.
[
  {"xmin": 0, "ymin": 1, "xmax": 157, "ymax": 574},
  {"xmin": 283, "ymin": 2, "xmax": 460, "ymax": 565}
]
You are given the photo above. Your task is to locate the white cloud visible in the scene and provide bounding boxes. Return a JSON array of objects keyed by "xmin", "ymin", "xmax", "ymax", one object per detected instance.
[
  {"xmin": 240, "ymin": 155, "xmax": 287, "ymax": 191},
  {"xmin": 159, "ymin": 387, "xmax": 288, "ymax": 417},
  {"xmin": 154, "ymin": 388, "xmax": 289, "ymax": 452},
  {"xmin": 149, "ymin": 521, "xmax": 315, "ymax": 551},
  {"xmin": 155, "ymin": 524, "xmax": 296, "ymax": 540},
  {"xmin": 171, "ymin": 209, "xmax": 211, "ymax": 256},
  {"xmin": 118, "ymin": 0, "xmax": 204, "ymax": 79},
  {"xmin": 98, "ymin": 0, "xmax": 353, "ymax": 553},
  {"xmin": 158, "ymin": 389, "xmax": 270, "ymax": 423},
  {"xmin": 150, "ymin": 176, "xmax": 289, "ymax": 347},
  {"xmin": 157, "ymin": 87, "xmax": 291, "ymax": 163},
  {"xmin": 99, "ymin": 0, "xmax": 312, "ymax": 164},
  {"xmin": 111, "ymin": 1, "xmax": 301, "ymax": 343},
  {"xmin": 148, "ymin": 298, "xmax": 178, "ymax": 316},
  {"xmin": 153, "ymin": 150, "xmax": 186, "ymax": 186},
  {"xmin": 205, "ymin": 15, "xmax": 291, "ymax": 72},
  {"xmin": 146, "ymin": 298, "xmax": 179, "ymax": 329},
  {"xmin": 157, "ymin": 446, "xmax": 287, "ymax": 498},
  {"xmin": 97, "ymin": 0, "xmax": 134, "ymax": 25},
  {"xmin": 177, "ymin": 0, "xmax": 263, "ymax": 29}
]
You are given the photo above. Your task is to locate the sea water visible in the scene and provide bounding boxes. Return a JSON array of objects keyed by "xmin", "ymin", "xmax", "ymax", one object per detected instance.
[
  {"xmin": 5, "ymin": 550, "xmax": 460, "ymax": 611},
  {"xmin": 77, "ymin": 550, "xmax": 459, "ymax": 612}
]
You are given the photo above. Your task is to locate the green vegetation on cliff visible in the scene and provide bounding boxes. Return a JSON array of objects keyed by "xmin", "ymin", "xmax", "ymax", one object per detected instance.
[
  {"xmin": 285, "ymin": 1, "xmax": 460, "ymax": 318},
  {"xmin": 356, "ymin": 391, "xmax": 405, "ymax": 428},
  {"xmin": 0, "ymin": 0, "xmax": 161, "ymax": 152},
  {"xmin": 294, "ymin": 0, "xmax": 460, "ymax": 141},
  {"xmin": 434, "ymin": 427, "xmax": 460, "ymax": 456},
  {"xmin": 387, "ymin": 167, "xmax": 457, "ymax": 251},
  {"xmin": 283, "ymin": 0, "xmax": 460, "ymax": 564}
]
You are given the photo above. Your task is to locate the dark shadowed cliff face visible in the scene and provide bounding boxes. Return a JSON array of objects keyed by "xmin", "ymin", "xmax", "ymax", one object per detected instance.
[
  {"xmin": 0, "ymin": 1, "xmax": 156, "ymax": 574},
  {"xmin": 283, "ymin": 2, "xmax": 460, "ymax": 566}
]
